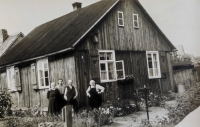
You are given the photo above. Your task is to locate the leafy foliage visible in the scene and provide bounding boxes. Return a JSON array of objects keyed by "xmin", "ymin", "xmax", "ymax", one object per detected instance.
[
  {"xmin": 167, "ymin": 82, "xmax": 200, "ymax": 125},
  {"xmin": 0, "ymin": 91, "xmax": 12, "ymax": 118},
  {"xmin": 111, "ymin": 98, "xmax": 137, "ymax": 117},
  {"xmin": 73, "ymin": 108, "xmax": 114, "ymax": 127}
]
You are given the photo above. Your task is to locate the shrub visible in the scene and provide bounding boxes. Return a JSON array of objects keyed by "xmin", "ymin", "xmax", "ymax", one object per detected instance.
[
  {"xmin": 111, "ymin": 98, "xmax": 137, "ymax": 117},
  {"xmin": 4, "ymin": 114, "xmax": 61, "ymax": 127},
  {"xmin": 73, "ymin": 108, "xmax": 114, "ymax": 127},
  {"xmin": 167, "ymin": 82, "xmax": 200, "ymax": 125},
  {"xmin": 0, "ymin": 91, "xmax": 12, "ymax": 118}
]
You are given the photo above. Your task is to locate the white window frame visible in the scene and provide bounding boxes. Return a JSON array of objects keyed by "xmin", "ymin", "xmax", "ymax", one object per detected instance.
[
  {"xmin": 146, "ymin": 51, "xmax": 161, "ymax": 79},
  {"xmin": 37, "ymin": 58, "xmax": 50, "ymax": 89},
  {"xmin": 117, "ymin": 11, "xmax": 124, "ymax": 26},
  {"xmin": 133, "ymin": 14, "xmax": 139, "ymax": 28},
  {"xmin": 6, "ymin": 66, "xmax": 17, "ymax": 92},
  {"xmin": 99, "ymin": 50, "xmax": 125, "ymax": 83}
]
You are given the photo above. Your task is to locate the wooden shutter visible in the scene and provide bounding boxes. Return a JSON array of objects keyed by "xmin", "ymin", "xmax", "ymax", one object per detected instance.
[
  {"xmin": 116, "ymin": 60, "xmax": 125, "ymax": 80},
  {"xmin": 6, "ymin": 67, "xmax": 11, "ymax": 90},
  {"xmin": 31, "ymin": 63, "xmax": 38, "ymax": 89},
  {"xmin": 15, "ymin": 67, "xmax": 21, "ymax": 91}
]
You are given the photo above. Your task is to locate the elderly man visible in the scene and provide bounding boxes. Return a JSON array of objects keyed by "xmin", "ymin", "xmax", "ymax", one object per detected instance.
[{"xmin": 64, "ymin": 80, "xmax": 78, "ymax": 113}]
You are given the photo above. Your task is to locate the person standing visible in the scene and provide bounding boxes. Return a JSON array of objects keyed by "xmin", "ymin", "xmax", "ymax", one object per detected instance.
[
  {"xmin": 55, "ymin": 78, "xmax": 67, "ymax": 113},
  {"xmin": 64, "ymin": 80, "xmax": 78, "ymax": 113},
  {"xmin": 86, "ymin": 80, "xmax": 105, "ymax": 109},
  {"xmin": 47, "ymin": 82, "xmax": 59, "ymax": 116}
]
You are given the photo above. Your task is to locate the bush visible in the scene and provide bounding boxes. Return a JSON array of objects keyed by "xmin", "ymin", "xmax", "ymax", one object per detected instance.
[
  {"xmin": 73, "ymin": 108, "xmax": 114, "ymax": 127},
  {"xmin": 167, "ymin": 82, "xmax": 200, "ymax": 125},
  {"xmin": 111, "ymin": 98, "xmax": 137, "ymax": 117},
  {"xmin": 0, "ymin": 91, "xmax": 12, "ymax": 118},
  {"xmin": 4, "ymin": 115, "xmax": 62, "ymax": 127}
]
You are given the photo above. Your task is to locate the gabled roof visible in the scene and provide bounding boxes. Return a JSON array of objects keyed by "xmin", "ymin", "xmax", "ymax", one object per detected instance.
[
  {"xmin": 0, "ymin": 0, "xmax": 175, "ymax": 67},
  {"xmin": 0, "ymin": 32, "xmax": 24, "ymax": 57},
  {"xmin": 0, "ymin": 0, "xmax": 119, "ymax": 67}
]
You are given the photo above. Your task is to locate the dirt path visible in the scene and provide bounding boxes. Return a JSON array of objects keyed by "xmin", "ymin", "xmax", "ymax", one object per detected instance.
[
  {"xmin": 102, "ymin": 100, "xmax": 177, "ymax": 127},
  {"xmin": 102, "ymin": 107, "xmax": 168, "ymax": 127}
]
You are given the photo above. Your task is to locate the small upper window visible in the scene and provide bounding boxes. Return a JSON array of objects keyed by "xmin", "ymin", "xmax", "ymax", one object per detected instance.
[
  {"xmin": 146, "ymin": 51, "xmax": 161, "ymax": 79},
  {"xmin": 117, "ymin": 11, "xmax": 124, "ymax": 26},
  {"xmin": 133, "ymin": 14, "xmax": 139, "ymax": 28},
  {"xmin": 37, "ymin": 58, "xmax": 50, "ymax": 89}
]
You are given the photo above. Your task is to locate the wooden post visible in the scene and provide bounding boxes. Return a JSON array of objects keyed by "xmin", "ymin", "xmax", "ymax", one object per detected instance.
[{"xmin": 62, "ymin": 105, "xmax": 72, "ymax": 127}]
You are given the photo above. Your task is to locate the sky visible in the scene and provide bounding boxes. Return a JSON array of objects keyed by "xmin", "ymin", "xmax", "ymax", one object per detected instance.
[{"xmin": 0, "ymin": 0, "xmax": 199, "ymax": 56}]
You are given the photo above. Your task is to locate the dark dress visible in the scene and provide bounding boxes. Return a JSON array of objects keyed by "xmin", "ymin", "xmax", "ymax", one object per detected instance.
[
  {"xmin": 47, "ymin": 89, "xmax": 59, "ymax": 116},
  {"xmin": 88, "ymin": 85, "xmax": 102, "ymax": 109},
  {"xmin": 56, "ymin": 85, "xmax": 67, "ymax": 113},
  {"xmin": 66, "ymin": 86, "xmax": 78, "ymax": 113}
]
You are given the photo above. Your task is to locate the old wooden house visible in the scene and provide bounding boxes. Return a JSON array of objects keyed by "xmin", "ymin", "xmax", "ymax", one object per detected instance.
[
  {"xmin": 0, "ymin": 29, "xmax": 24, "ymax": 57},
  {"xmin": 0, "ymin": 0, "xmax": 176, "ymax": 109}
]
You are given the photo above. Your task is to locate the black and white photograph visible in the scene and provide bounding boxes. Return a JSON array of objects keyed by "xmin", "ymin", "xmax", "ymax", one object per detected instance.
[{"xmin": 0, "ymin": 0, "xmax": 199, "ymax": 127}]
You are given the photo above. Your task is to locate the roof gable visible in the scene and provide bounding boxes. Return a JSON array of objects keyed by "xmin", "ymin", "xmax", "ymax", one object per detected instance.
[{"xmin": 0, "ymin": 0, "xmax": 118, "ymax": 66}]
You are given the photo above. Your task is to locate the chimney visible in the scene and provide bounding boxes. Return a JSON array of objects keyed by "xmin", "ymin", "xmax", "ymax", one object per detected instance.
[
  {"xmin": 72, "ymin": 2, "xmax": 82, "ymax": 11},
  {"xmin": 0, "ymin": 29, "xmax": 8, "ymax": 42}
]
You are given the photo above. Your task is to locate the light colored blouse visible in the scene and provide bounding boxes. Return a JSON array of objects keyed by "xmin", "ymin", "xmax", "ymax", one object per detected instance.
[{"xmin": 86, "ymin": 84, "xmax": 105, "ymax": 96}]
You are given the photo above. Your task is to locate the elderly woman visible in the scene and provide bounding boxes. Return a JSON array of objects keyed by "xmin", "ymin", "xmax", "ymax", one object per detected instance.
[
  {"xmin": 86, "ymin": 80, "xmax": 105, "ymax": 109},
  {"xmin": 47, "ymin": 82, "xmax": 59, "ymax": 116}
]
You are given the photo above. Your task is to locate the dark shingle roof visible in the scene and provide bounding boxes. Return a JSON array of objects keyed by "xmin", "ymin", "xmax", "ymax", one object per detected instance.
[{"xmin": 0, "ymin": 0, "xmax": 118, "ymax": 66}]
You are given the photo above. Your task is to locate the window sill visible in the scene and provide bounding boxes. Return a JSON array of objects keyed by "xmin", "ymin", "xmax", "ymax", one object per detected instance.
[
  {"xmin": 100, "ymin": 80, "xmax": 117, "ymax": 83},
  {"xmin": 149, "ymin": 76, "xmax": 161, "ymax": 79},
  {"xmin": 8, "ymin": 89, "xmax": 18, "ymax": 93},
  {"xmin": 38, "ymin": 87, "xmax": 49, "ymax": 90}
]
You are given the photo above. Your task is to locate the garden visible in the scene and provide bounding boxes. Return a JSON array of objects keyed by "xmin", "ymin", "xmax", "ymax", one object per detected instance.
[{"xmin": 1, "ymin": 82, "xmax": 200, "ymax": 127}]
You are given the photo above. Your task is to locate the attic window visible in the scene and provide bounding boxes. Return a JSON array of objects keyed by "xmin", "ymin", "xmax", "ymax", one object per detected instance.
[
  {"xmin": 117, "ymin": 11, "xmax": 124, "ymax": 26},
  {"xmin": 133, "ymin": 14, "xmax": 139, "ymax": 28},
  {"xmin": 37, "ymin": 58, "xmax": 50, "ymax": 89}
]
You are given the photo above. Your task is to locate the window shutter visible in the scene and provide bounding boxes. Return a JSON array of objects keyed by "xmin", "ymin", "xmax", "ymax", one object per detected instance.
[
  {"xmin": 6, "ymin": 67, "xmax": 11, "ymax": 90},
  {"xmin": 15, "ymin": 67, "xmax": 21, "ymax": 91},
  {"xmin": 31, "ymin": 63, "xmax": 38, "ymax": 89},
  {"xmin": 116, "ymin": 60, "xmax": 125, "ymax": 80}
]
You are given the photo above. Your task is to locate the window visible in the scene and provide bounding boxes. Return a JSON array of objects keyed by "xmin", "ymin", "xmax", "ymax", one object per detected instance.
[
  {"xmin": 117, "ymin": 11, "xmax": 124, "ymax": 26},
  {"xmin": 133, "ymin": 14, "xmax": 139, "ymax": 28},
  {"xmin": 37, "ymin": 58, "xmax": 50, "ymax": 89},
  {"xmin": 146, "ymin": 51, "xmax": 161, "ymax": 79},
  {"xmin": 6, "ymin": 66, "xmax": 17, "ymax": 91},
  {"xmin": 99, "ymin": 50, "xmax": 125, "ymax": 82}
]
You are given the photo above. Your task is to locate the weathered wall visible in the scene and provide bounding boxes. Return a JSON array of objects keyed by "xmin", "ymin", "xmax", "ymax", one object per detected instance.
[
  {"xmin": 174, "ymin": 68, "xmax": 198, "ymax": 90},
  {"xmin": 0, "ymin": 55, "xmax": 77, "ymax": 109},
  {"xmin": 77, "ymin": 0, "xmax": 172, "ymax": 51}
]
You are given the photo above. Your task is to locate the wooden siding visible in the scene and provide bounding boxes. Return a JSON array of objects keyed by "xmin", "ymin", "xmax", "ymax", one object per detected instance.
[
  {"xmin": 75, "ymin": 51, "xmax": 90, "ymax": 106},
  {"xmin": 0, "ymin": 55, "xmax": 77, "ymax": 108},
  {"xmin": 116, "ymin": 51, "xmax": 173, "ymax": 96},
  {"xmin": 74, "ymin": 51, "xmax": 174, "ymax": 102},
  {"xmin": 174, "ymin": 69, "xmax": 198, "ymax": 90},
  {"xmin": 77, "ymin": 0, "xmax": 172, "ymax": 52}
]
